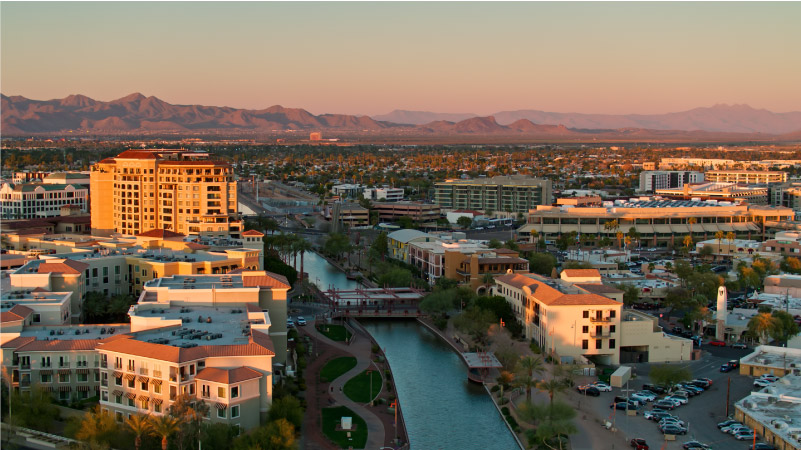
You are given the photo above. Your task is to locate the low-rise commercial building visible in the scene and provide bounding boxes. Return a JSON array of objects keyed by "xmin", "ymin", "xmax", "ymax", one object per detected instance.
[
  {"xmin": 373, "ymin": 202, "xmax": 440, "ymax": 223},
  {"xmin": 740, "ymin": 346, "xmax": 801, "ymax": 378},
  {"xmin": 408, "ymin": 239, "xmax": 488, "ymax": 284},
  {"xmin": 655, "ymin": 182, "xmax": 768, "ymax": 205},
  {"xmin": 363, "ymin": 187, "xmax": 404, "ymax": 202},
  {"xmin": 734, "ymin": 374, "xmax": 801, "ymax": 450}
]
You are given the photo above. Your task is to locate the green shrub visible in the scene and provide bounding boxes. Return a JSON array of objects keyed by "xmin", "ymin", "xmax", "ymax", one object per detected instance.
[
  {"xmin": 371, "ymin": 344, "xmax": 380, "ymax": 353},
  {"xmin": 501, "ymin": 406, "xmax": 509, "ymax": 415},
  {"xmin": 490, "ymin": 385, "xmax": 500, "ymax": 393}
]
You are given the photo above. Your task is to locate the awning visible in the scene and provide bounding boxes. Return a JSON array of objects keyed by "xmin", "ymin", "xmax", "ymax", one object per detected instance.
[
  {"xmin": 59, "ymin": 386, "xmax": 71, "ymax": 392},
  {"xmin": 152, "ymin": 398, "xmax": 163, "ymax": 405},
  {"xmin": 215, "ymin": 403, "xmax": 227, "ymax": 410},
  {"xmin": 112, "ymin": 390, "xmax": 124, "ymax": 397},
  {"xmin": 76, "ymin": 385, "xmax": 91, "ymax": 392},
  {"xmin": 75, "ymin": 369, "xmax": 90, "ymax": 375},
  {"xmin": 137, "ymin": 395, "xmax": 149, "ymax": 401},
  {"xmin": 41, "ymin": 386, "xmax": 55, "ymax": 392},
  {"xmin": 124, "ymin": 374, "xmax": 136, "ymax": 381},
  {"xmin": 137, "ymin": 376, "xmax": 149, "ymax": 384},
  {"xmin": 112, "ymin": 371, "xmax": 123, "ymax": 378},
  {"xmin": 125, "ymin": 392, "xmax": 137, "ymax": 399},
  {"xmin": 703, "ymin": 224, "xmax": 719, "ymax": 232},
  {"xmin": 150, "ymin": 379, "xmax": 162, "ymax": 386},
  {"xmin": 58, "ymin": 369, "xmax": 71, "ymax": 375},
  {"xmin": 670, "ymin": 225, "xmax": 689, "ymax": 234},
  {"xmin": 653, "ymin": 225, "xmax": 673, "ymax": 234},
  {"xmin": 39, "ymin": 370, "xmax": 53, "ymax": 375}
]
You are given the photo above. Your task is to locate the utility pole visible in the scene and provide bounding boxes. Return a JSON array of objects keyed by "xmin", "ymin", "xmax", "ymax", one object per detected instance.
[{"xmin": 726, "ymin": 376, "xmax": 731, "ymax": 417}]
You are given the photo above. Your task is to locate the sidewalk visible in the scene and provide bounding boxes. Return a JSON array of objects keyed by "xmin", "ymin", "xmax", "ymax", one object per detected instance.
[{"xmin": 304, "ymin": 320, "xmax": 386, "ymax": 450}]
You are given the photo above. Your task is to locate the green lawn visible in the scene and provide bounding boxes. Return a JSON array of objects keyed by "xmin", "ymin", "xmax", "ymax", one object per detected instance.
[
  {"xmin": 321, "ymin": 406, "xmax": 368, "ymax": 449},
  {"xmin": 343, "ymin": 369, "xmax": 382, "ymax": 403},
  {"xmin": 320, "ymin": 357, "xmax": 357, "ymax": 383},
  {"xmin": 316, "ymin": 324, "xmax": 352, "ymax": 342}
]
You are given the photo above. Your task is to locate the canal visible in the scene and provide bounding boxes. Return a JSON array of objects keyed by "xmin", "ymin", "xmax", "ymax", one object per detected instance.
[{"xmin": 305, "ymin": 250, "xmax": 518, "ymax": 449}]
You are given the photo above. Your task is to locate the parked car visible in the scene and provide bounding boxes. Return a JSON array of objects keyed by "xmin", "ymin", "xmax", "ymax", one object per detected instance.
[
  {"xmin": 717, "ymin": 419, "xmax": 740, "ymax": 428},
  {"xmin": 631, "ymin": 392, "xmax": 655, "ymax": 403},
  {"xmin": 577, "ymin": 385, "xmax": 601, "ymax": 396},
  {"xmin": 697, "ymin": 377, "xmax": 713, "ymax": 385},
  {"xmin": 754, "ymin": 379, "xmax": 774, "ymax": 388},
  {"xmin": 591, "ymin": 382, "xmax": 612, "ymax": 392},
  {"xmin": 660, "ymin": 424, "xmax": 688, "ymax": 435},
  {"xmin": 731, "ymin": 342, "xmax": 748, "ymax": 349},
  {"xmin": 690, "ymin": 379, "xmax": 710, "ymax": 389},
  {"xmin": 682, "ymin": 441, "xmax": 711, "ymax": 449},
  {"xmin": 642, "ymin": 384, "xmax": 667, "ymax": 394},
  {"xmin": 680, "ymin": 385, "xmax": 704, "ymax": 395},
  {"xmin": 666, "ymin": 395, "xmax": 688, "ymax": 406},
  {"xmin": 296, "ymin": 316, "xmax": 307, "ymax": 326},
  {"xmin": 724, "ymin": 424, "xmax": 750, "ymax": 435},
  {"xmin": 630, "ymin": 438, "xmax": 649, "ymax": 450},
  {"xmin": 749, "ymin": 443, "xmax": 777, "ymax": 450},
  {"xmin": 654, "ymin": 400, "xmax": 676, "ymax": 410},
  {"xmin": 728, "ymin": 359, "xmax": 740, "ymax": 369},
  {"xmin": 614, "ymin": 395, "xmax": 642, "ymax": 406},
  {"xmin": 734, "ymin": 430, "xmax": 756, "ymax": 441},
  {"xmin": 709, "ymin": 340, "xmax": 726, "ymax": 347},
  {"xmin": 759, "ymin": 374, "xmax": 779, "ymax": 382},
  {"xmin": 720, "ymin": 363, "xmax": 736, "ymax": 372},
  {"xmin": 644, "ymin": 410, "xmax": 672, "ymax": 421},
  {"xmin": 286, "ymin": 319, "xmax": 295, "ymax": 328},
  {"xmin": 611, "ymin": 402, "xmax": 636, "ymax": 410}
]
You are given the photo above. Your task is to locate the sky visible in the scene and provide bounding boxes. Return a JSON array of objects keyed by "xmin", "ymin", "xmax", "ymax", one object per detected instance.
[{"xmin": 2, "ymin": 2, "xmax": 800, "ymax": 116}]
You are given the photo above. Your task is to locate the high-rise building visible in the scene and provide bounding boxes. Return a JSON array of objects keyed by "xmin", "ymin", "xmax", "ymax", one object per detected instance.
[
  {"xmin": 638, "ymin": 171, "xmax": 704, "ymax": 193},
  {"xmin": 90, "ymin": 150, "xmax": 241, "ymax": 237},
  {"xmin": 434, "ymin": 175, "xmax": 552, "ymax": 214}
]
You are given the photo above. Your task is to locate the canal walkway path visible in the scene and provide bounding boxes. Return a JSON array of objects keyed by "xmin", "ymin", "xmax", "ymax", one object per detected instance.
[{"xmin": 303, "ymin": 319, "xmax": 387, "ymax": 450}]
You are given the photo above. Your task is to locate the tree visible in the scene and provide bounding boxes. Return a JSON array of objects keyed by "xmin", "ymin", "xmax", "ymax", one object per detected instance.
[
  {"xmin": 268, "ymin": 396, "xmax": 304, "ymax": 430},
  {"xmin": 515, "ymin": 356, "xmax": 544, "ymax": 401},
  {"xmin": 397, "ymin": 215, "xmax": 415, "ymax": 229},
  {"xmin": 517, "ymin": 401, "xmax": 577, "ymax": 450},
  {"xmin": 699, "ymin": 245, "xmax": 714, "ymax": 261},
  {"xmin": 748, "ymin": 312, "xmax": 780, "ymax": 344},
  {"xmin": 663, "ymin": 287, "xmax": 694, "ymax": 319},
  {"xmin": 615, "ymin": 283, "xmax": 640, "ymax": 306},
  {"xmin": 169, "ymin": 394, "xmax": 209, "ymax": 450},
  {"xmin": 126, "ymin": 414, "xmax": 155, "ymax": 450},
  {"xmin": 648, "ymin": 364, "xmax": 691, "ymax": 390},
  {"xmin": 504, "ymin": 239, "xmax": 520, "ymax": 252},
  {"xmin": 537, "ymin": 377, "xmax": 569, "ymax": 411},
  {"xmin": 457, "ymin": 216, "xmax": 472, "ymax": 229},
  {"xmin": 770, "ymin": 310, "xmax": 801, "ymax": 344},
  {"xmin": 322, "ymin": 232, "xmax": 352, "ymax": 260},
  {"xmin": 76, "ymin": 405, "xmax": 120, "ymax": 448},
  {"xmin": 715, "ymin": 230, "xmax": 725, "ymax": 259},
  {"xmin": 294, "ymin": 239, "xmax": 313, "ymax": 281},
  {"xmin": 496, "ymin": 370, "xmax": 515, "ymax": 399},
  {"xmin": 420, "ymin": 289, "xmax": 456, "ymax": 315},
  {"xmin": 616, "ymin": 230, "xmax": 624, "ymax": 250},
  {"xmin": 488, "ymin": 239, "xmax": 503, "ymax": 249},
  {"xmin": 152, "ymin": 415, "xmax": 180, "ymax": 450},
  {"xmin": 370, "ymin": 232, "xmax": 388, "ymax": 258},
  {"xmin": 453, "ymin": 306, "xmax": 496, "ymax": 347},
  {"xmin": 529, "ymin": 253, "xmax": 557, "ymax": 276},
  {"xmin": 377, "ymin": 267, "xmax": 412, "ymax": 288},
  {"xmin": 683, "ymin": 235, "xmax": 694, "ymax": 252}
]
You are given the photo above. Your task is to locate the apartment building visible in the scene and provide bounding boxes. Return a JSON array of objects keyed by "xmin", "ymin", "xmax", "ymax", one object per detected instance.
[
  {"xmin": 364, "ymin": 187, "xmax": 404, "ymax": 202},
  {"xmin": 493, "ymin": 272, "xmax": 692, "ymax": 365},
  {"xmin": 0, "ymin": 183, "xmax": 89, "ymax": 219},
  {"xmin": 0, "ymin": 290, "xmax": 73, "ymax": 332},
  {"xmin": 0, "ymin": 271, "xmax": 288, "ymax": 430},
  {"xmin": 444, "ymin": 250, "xmax": 529, "ymax": 292},
  {"xmin": 90, "ymin": 150, "xmax": 241, "ymax": 237},
  {"xmin": 409, "ymin": 239, "xmax": 488, "ymax": 284},
  {"xmin": 655, "ymin": 182, "xmax": 769, "ymax": 205},
  {"xmin": 638, "ymin": 171, "xmax": 704, "ymax": 193},
  {"xmin": 519, "ymin": 198, "xmax": 794, "ymax": 247},
  {"xmin": 373, "ymin": 202, "xmax": 440, "ymax": 223},
  {"xmin": 706, "ymin": 170, "xmax": 788, "ymax": 185},
  {"xmin": 434, "ymin": 175, "xmax": 552, "ymax": 214}
]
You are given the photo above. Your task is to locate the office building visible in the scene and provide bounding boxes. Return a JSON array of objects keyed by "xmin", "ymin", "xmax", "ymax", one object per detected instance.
[
  {"xmin": 519, "ymin": 198, "xmax": 794, "ymax": 247},
  {"xmin": 706, "ymin": 170, "xmax": 788, "ymax": 185},
  {"xmin": 372, "ymin": 202, "xmax": 440, "ymax": 223},
  {"xmin": 638, "ymin": 171, "xmax": 704, "ymax": 193},
  {"xmin": 434, "ymin": 175, "xmax": 552, "ymax": 214},
  {"xmin": 363, "ymin": 187, "xmax": 405, "ymax": 202},
  {"xmin": 1, "ymin": 183, "xmax": 89, "ymax": 219},
  {"xmin": 90, "ymin": 150, "xmax": 241, "ymax": 237},
  {"xmin": 655, "ymin": 182, "xmax": 769, "ymax": 205}
]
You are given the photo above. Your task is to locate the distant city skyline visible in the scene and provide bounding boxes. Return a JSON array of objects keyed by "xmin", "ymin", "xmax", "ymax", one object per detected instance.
[{"xmin": 2, "ymin": 2, "xmax": 800, "ymax": 116}]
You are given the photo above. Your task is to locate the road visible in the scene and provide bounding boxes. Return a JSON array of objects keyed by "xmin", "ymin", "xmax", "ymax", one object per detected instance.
[{"xmin": 573, "ymin": 345, "xmax": 759, "ymax": 450}]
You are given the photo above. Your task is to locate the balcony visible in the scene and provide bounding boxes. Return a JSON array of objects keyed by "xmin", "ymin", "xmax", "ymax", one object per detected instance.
[
  {"xmin": 20, "ymin": 364, "xmax": 31, "ymax": 370},
  {"xmin": 589, "ymin": 316, "xmax": 612, "ymax": 323},
  {"xmin": 590, "ymin": 330, "xmax": 611, "ymax": 338},
  {"xmin": 114, "ymin": 363, "xmax": 123, "ymax": 370},
  {"xmin": 59, "ymin": 362, "xmax": 70, "ymax": 368},
  {"xmin": 139, "ymin": 368, "xmax": 149, "ymax": 376},
  {"xmin": 101, "ymin": 380, "xmax": 108, "ymax": 387},
  {"xmin": 101, "ymin": 361, "xmax": 108, "ymax": 368},
  {"xmin": 153, "ymin": 370, "xmax": 163, "ymax": 378}
]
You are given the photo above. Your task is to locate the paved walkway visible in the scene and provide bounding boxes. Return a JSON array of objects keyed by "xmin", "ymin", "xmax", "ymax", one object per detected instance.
[{"xmin": 304, "ymin": 319, "xmax": 386, "ymax": 450}]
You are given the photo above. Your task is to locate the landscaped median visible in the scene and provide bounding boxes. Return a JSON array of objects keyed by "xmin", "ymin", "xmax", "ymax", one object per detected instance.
[
  {"xmin": 322, "ymin": 406, "xmax": 368, "ymax": 449},
  {"xmin": 320, "ymin": 356, "xmax": 357, "ymax": 383},
  {"xmin": 316, "ymin": 324, "xmax": 352, "ymax": 342}
]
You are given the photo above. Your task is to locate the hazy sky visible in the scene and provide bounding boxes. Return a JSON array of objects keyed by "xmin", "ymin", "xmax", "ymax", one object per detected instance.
[{"xmin": 2, "ymin": 2, "xmax": 800, "ymax": 116}]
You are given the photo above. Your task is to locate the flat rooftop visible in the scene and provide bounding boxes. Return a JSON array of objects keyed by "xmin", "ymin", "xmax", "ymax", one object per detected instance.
[
  {"xmin": 736, "ymin": 374, "xmax": 801, "ymax": 448},
  {"xmin": 144, "ymin": 274, "xmax": 246, "ymax": 290},
  {"xmin": 131, "ymin": 304, "xmax": 264, "ymax": 347},
  {"xmin": 17, "ymin": 324, "xmax": 131, "ymax": 341},
  {"xmin": 44, "ymin": 247, "xmax": 234, "ymax": 264},
  {"xmin": 1, "ymin": 290, "xmax": 69, "ymax": 305},
  {"xmin": 740, "ymin": 346, "xmax": 801, "ymax": 371}
]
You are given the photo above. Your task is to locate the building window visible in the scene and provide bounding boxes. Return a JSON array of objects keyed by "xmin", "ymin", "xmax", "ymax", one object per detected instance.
[
  {"xmin": 115, "ymin": 376, "xmax": 122, "ymax": 386},
  {"xmin": 595, "ymin": 340, "xmax": 602, "ymax": 349},
  {"xmin": 77, "ymin": 373, "xmax": 89, "ymax": 382},
  {"xmin": 141, "ymin": 399, "xmax": 149, "ymax": 410},
  {"xmin": 610, "ymin": 310, "xmax": 616, "ymax": 318},
  {"xmin": 33, "ymin": 314, "xmax": 41, "ymax": 323},
  {"xmin": 127, "ymin": 378, "xmax": 135, "ymax": 388},
  {"xmin": 582, "ymin": 326, "xmax": 588, "ymax": 333},
  {"xmin": 59, "ymin": 373, "xmax": 70, "ymax": 383},
  {"xmin": 217, "ymin": 408, "xmax": 226, "ymax": 419},
  {"xmin": 231, "ymin": 405, "xmax": 240, "ymax": 418},
  {"xmin": 128, "ymin": 397, "xmax": 135, "ymax": 407},
  {"xmin": 231, "ymin": 386, "xmax": 239, "ymax": 398},
  {"xmin": 582, "ymin": 311, "xmax": 589, "ymax": 318},
  {"xmin": 154, "ymin": 383, "xmax": 161, "ymax": 394},
  {"xmin": 217, "ymin": 387, "xmax": 226, "ymax": 398},
  {"xmin": 115, "ymin": 394, "xmax": 122, "ymax": 404},
  {"xmin": 610, "ymin": 325, "xmax": 616, "ymax": 333},
  {"xmin": 40, "ymin": 373, "xmax": 52, "ymax": 383},
  {"xmin": 141, "ymin": 381, "xmax": 148, "ymax": 391},
  {"xmin": 609, "ymin": 339, "xmax": 616, "ymax": 349},
  {"xmin": 115, "ymin": 412, "xmax": 123, "ymax": 423},
  {"xmin": 154, "ymin": 403, "xmax": 162, "ymax": 413},
  {"xmin": 101, "ymin": 391, "xmax": 108, "ymax": 402},
  {"xmin": 582, "ymin": 340, "xmax": 589, "ymax": 350}
]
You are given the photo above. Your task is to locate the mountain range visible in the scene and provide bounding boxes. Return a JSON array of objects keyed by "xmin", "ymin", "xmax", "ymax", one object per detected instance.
[{"xmin": 2, "ymin": 93, "xmax": 800, "ymax": 141}]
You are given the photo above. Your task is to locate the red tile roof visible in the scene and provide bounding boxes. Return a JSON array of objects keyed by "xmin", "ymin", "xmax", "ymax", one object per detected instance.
[
  {"xmin": 184, "ymin": 242, "xmax": 209, "ymax": 250},
  {"xmin": 495, "ymin": 273, "xmax": 619, "ymax": 306},
  {"xmin": 561, "ymin": 269, "xmax": 602, "ymax": 278},
  {"xmin": 115, "ymin": 150, "xmax": 158, "ymax": 159},
  {"xmin": 245, "ymin": 303, "xmax": 261, "ymax": 313},
  {"xmin": 98, "ymin": 158, "xmax": 116, "ymax": 164},
  {"xmin": 493, "ymin": 248, "xmax": 518, "ymax": 255},
  {"xmin": 549, "ymin": 294, "xmax": 621, "ymax": 306},
  {"xmin": 16, "ymin": 339, "xmax": 103, "ymax": 352},
  {"xmin": 136, "ymin": 229, "xmax": 185, "ymax": 238},
  {"xmin": 241, "ymin": 230, "xmax": 265, "ymax": 237},
  {"xmin": 242, "ymin": 271, "xmax": 290, "ymax": 289},
  {"xmin": 1, "ymin": 336, "xmax": 36, "ymax": 349},
  {"xmin": 38, "ymin": 259, "xmax": 89, "ymax": 274},
  {"xmin": 97, "ymin": 332, "xmax": 274, "ymax": 362},
  {"xmin": 158, "ymin": 160, "xmax": 229, "ymax": 167},
  {"xmin": 575, "ymin": 283, "xmax": 624, "ymax": 295},
  {"xmin": 1, "ymin": 311, "xmax": 25, "ymax": 323},
  {"xmin": 195, "ymin": 367, "xmax": 263, "ymax": 384},
  {"xmin": 32, "ymin": 287, "xmax": 50, "ymax": 293}
]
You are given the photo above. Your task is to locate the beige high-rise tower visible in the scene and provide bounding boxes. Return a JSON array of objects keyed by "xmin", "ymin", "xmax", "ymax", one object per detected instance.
[{"xmin": 90, "ymin": 150, "xmax": 241, "ymax": 237}]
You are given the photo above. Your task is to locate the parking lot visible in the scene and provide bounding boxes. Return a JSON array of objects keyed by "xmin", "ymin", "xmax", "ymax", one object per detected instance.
[{"xmin": 571, "ymin": 346, "xmax": 759, "ymax": 449}]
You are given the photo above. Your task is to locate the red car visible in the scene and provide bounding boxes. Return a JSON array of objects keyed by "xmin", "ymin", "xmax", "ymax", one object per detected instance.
[
  {"xmin": 630, "ymin": 438, "xmax": 649, "ymax": 449},
  {"xmin": 709, "ymin": 340, "xmax": 726, "ymax": 347}
]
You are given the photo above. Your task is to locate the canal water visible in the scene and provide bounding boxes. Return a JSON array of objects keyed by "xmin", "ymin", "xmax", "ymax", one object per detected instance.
[
  {"xmin": 362, "ymin": 320, "xmax": 519, "ymax": 450},
  {"xmin": 305, "ymin": 249, "xmax": 518, "ymax": 449}
]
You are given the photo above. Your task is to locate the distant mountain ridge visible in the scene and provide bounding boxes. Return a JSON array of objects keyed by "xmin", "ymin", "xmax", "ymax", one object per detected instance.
[
  {"xmin": 1, "ymin": 93, "xmax": 799, "ymax": 142},
  {"xmin": 375, "ymin": 104, "xmax": 801, "ymax": 134}
]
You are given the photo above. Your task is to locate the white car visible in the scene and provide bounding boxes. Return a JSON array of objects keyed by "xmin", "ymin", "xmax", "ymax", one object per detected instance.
[
  {"xmin": 632, "ymin": 391, "xmax": 656, "ymax": 402},
  {"xmin": 759, "ymin": 374, "xmax": 779, "ymax": 382},
  {"xmin": 754, "ymin": 379, "xmax": 775, "ymax": 388},
  {"xmin": 665, "ymin": 395, "xmax": 688, "ymax": 405},
  {"xmin": 296, "ymin": 316, "xmax": 307, "ymax": 326},
  {"xmin": 659, "ymin": 417, "xmax": 686, "ymax": 428},
  {"xmin": 591, "ymin": 382, "xmax": 612, "ymax": 392}
]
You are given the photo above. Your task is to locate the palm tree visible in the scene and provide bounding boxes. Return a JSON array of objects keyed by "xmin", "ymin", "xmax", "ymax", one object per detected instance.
[
  {"xmin": 616, "ymin": 231, "xmax": 624, "ymax": 250},
  {"xmin": 537, "ymin": 377, "xmax": 568, "ymax": 411},
  {"xmin": 714, "ymin": 230, "xmax": 725, "ymax": 260},
  {"xmin": 294, "ymin": 239, "xmax": 314, "ymax": 281},
  {"xmin": 152, "ymin": 415, "xmax": 180, "ymax": 450},
  {"xmin": 683, "ymin": 235, "xmax": 693, "ymax": 252},
  {"xmin": 748, "ymin": 312, "xmax": 779, "ymax": 344},
  {"xmin": 126, "ymin": 414, "xmax": 154, "ymax": 450},
  {"xmin": 515, "ymin": 356, "xmax": 544, "ymax": 401}
]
